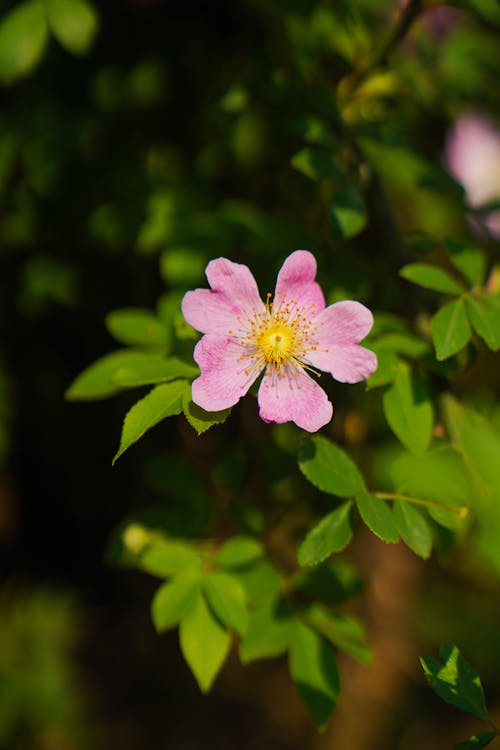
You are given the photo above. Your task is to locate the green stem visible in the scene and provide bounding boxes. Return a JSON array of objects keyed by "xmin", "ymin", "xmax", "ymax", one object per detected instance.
[
  {"xmin": 345, "ymin": 0, "xmax": 424, "ymax": 93},
  {"xmin": 375, "ymin": 491, "xmax": 469, "ymax": 519}
]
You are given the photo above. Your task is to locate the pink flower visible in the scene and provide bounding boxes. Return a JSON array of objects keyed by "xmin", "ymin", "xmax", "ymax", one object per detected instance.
[
  {"xmin": 181, "ymin": 250, "xmax": 377, "ymax": 432},
  {"xmin": 445, "ymin": 112, "xmax": 500, "ymax": 238}
]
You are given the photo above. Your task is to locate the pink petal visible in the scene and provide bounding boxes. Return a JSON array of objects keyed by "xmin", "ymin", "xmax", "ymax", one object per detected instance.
[
  {"xmin": 205, "ymin": 258, "xmax": 263, "ymax": 313},
  {"xmin": 182, "ymin": 289, "xmax": 241, "ymax": 335},
  {"xmin": 308, "ymin": 344, "xmax": 377, "ymax": 384},
  {"xmin": 314, "ymin": 300, "xmax": 374, "ymax": 345},
  {"xmin": 191, "ymin": 334, "xmax": 260, "ymax": 411},
  {"xmin": 273, "ymin": 250, "xmax": 325, "ymax": 316},
  {"xmin": 258, "ymin": 365, "xmax": 333, "ymax": 432}
]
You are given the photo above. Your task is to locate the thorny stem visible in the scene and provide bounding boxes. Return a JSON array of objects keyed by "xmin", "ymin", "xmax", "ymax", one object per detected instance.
[
  {"xmin": 375, "ymin": 491, "xmax": 469, "ymax": 519},
  {"xmin": 343, "ymin": 0, "xmax": 424, "ymax": 94}
]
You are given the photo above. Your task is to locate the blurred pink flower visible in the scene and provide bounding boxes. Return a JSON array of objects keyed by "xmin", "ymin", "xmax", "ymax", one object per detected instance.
[
  {"xmin": 181, "ymin": 251, "xmax": 377, "ymax": 432},
  {"xmin": 445, "ymin": 112, "xmax": 500, "ymax": 237}
]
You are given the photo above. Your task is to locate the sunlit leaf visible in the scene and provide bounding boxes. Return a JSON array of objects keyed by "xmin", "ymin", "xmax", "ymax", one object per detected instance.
[
  {"xmin": 65, "ymin": 350, "xmax": 164, "ymax": 400},
  {"xmin": 113, "ymin": 380, "xmax": 188, "ymax": 463},
  {"xmin": 355, "ymin": 491, "xmax": 399, "ymax": 543},
  {"xmin": 298, "ymin": 436, "xmax": 365, "ymax": 497},
  {"xmin": 151, "ymin": 573, "xmax": 201, "ymax": 632},
  {"xmin": 203, "ymin": 572, "xmax": 248, "ymax": 636},
  {"xmin": 421, "ymin": 644, "xmax": 489, "ymax": 721},
  {"xmin": 383, "ymin": 365, "xmax": 433, "ymax": 455},
  {"xmin": 182, "ymin": 392, "xmax": 231, "ymax": 435},
  {"xmin": 179, "ymin": 591, "xmax": 231, "ymax": 693},
  {"xmin": 431, "ymin": 297, "xmax": 471, "ymax": 360},
  {"xmin": 0, "ymin": 0, "xmax": 48, "ymax": 85},
  {"xmin": 105, "ymin": 308, "xmax": 168, "ymax": 350},
  {"xmin": 399, "ymin": 263, "xmax": 464, "ymax": 295},
  {"xmin": 214, "ymin": 537, "xmax": 263, "ymax": 569},
  {"xmin": 46, "ymin": 0, "xmax": 98, "ymax": 55}
]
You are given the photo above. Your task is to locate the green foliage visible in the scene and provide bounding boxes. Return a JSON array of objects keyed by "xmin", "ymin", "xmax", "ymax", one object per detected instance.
[
  {"xmin": 421, "ymin": 644, "xmax": 489, "ymax": 721},
  {"xmin": 329, "ymin": 183, "xmax": 366, "ymax": 239},
  {"xmin": 203, "ymin": 572, "xmax": 248, "ymax": 637},
  {"xmin": 179, "ymin": 591, "xmax": 231, "ymax": 693},
  {"xmin": 46, "ymin": 0, "xmax": 97, "ymax": 55},
  {"xmin": 393, "ymin": 500, "xmax": 432, "ymax": 559},
  {"xmin": 298, "ymin": 436, "xmax": 365, "ymax": 497},
  {"xmin": 298, "ymin": 502, "xmax": 354, "ymax": 566},
  {"xmin": 214, "ymin": 537, "xmax": 263, "ymax": 569},
  {"xmin": 151, "ymin": 574, "xmax": 201, "ymax": 633},
  {"xmin": 65, "ymin": 350, "xmax": 168, "ymax": 400},
  {"xmin": 0, "ymin": 0, "xmax": 48, "ymax": 84},
  {"xmin": 182, "ymin": 393, "xmax": 231, "ymax": 435},
  {"xmin": 113, "ymin": 380, "xmax": 188, "ymax": 463},
  {"xmin": 354, "ymin": 491, "xmax": 399, "ymax": 543},
  {"xmin": 382, "ymin": 365, "xmax": 433, "ymax": 455},
  {"xmin": 431, "ymin": 297, "xmax": 472, "ymax": 360},
  {"xmin": 445, "ymin": 239, "xmax": 486, "ymax": 287},
  {"xmin": 105, "ymin": 308, "xmax": 168, "ymax": 350},
  {"xmin": 399, "ymin": 263, "xmax": 464, "ymax": 294},
  {"xmin": 288, "ymin": 621, "xmax": 340, "ymax": 730},
  {"xmin": 466, "ymin": 295, "xmax": 500, "ymax": 351}
]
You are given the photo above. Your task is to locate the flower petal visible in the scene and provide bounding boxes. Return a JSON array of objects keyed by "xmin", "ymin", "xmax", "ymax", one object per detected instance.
[
  {"xmin": 308, "ymin": 344, "xmax": 377, "ymax": 384},
  {"xmin": 205, "ymin": 257, "xmax": 263, "ymax": 312},
  {"xmin": 274, "ymin": 250, "xmax": 325, "ymax": 315},
  {"xmin": 182, "ymin": 289, "xmax": 240, "ymax": 335},
  {"xmin": 314, "ymin": 300, "xmax": 374, "ymax": 345},
  {"xmin": 258, "ymin": 365, "xmax": 333, "ymax": 432},
  {"xmin": 191, "ymin": 334, "xmax": 260, "ymax": 411}
]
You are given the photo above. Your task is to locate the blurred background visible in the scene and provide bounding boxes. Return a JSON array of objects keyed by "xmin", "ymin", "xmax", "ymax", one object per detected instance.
[{"xmin": 1, "ymin": 0, "xmax": 500, "ymax": 747}]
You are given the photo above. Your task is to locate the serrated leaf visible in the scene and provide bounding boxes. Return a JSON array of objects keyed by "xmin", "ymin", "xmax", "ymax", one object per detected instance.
[
  {"xmin": 329, "ymin": 184, "xmax": 366, "ymax": 239},
  {"xmin": 113, "ymin": 380, "xmax": 188, "ymax": 463},
  {"xmin": 466, "ymin": 295, "xmax": 500, "ymax": 351},
  {"xmin": 113, "ymin": 356, "xmax": 198, "ymax": 387},
  {"xmin": 355, "ymin": 491, "xmax": 399, "ymax": 543},
  {"xmin": 291, "ymin": 147, "xmax": 340, "ymax": 182},
  {"xmin": 431, "ymin": 297, "xmax": 471, "ymax": 360},
  {"xmin": 65, "ymin": 350, "xmax": 164, "ymax": 400},
  {"xmin": 106, "ymin": 308, "xmax": 167, "ymax": 350},
  {"xmin": 446, "ymin": 239, "xmax": 486, "ymax": 286},
  {"xmin": 289, "ymin": 621, "xmax": 340, "ymax": 729},
  {"xmin": 421, "ymin": 644, "xmax": 489, "ymax": 721},
  {"xmin": 239, "ymin": 599, "xmax": 293, "ymax": 663},
  {"xmin": 214, "ymin": 536, "xmax": 263, "ymax": 569},
  {"xmin": 179, "ymin": 591, "xmax": 231, "ymax": 693},
  {"xmin": 382, "ymin": 365, "xmax": 433, "ymax": 455},
  {"xmin": 399, "ymin": 263, "xmax": 464, "ymax": 294},
  {"xmin": 298, "ymin": 502, "xmax": 353, "ymax": 567},
  {"xmin": 307, "ymin": 606, "xmax": 371, "ymax": 665},
  {"xmin": 454, "ymin": 732, "xmax": 497, "ymax": 750},
  {"xmin": 203, "ymin": 572, "xmax": 248, "ymax": 636},
  {"xmin": 139, "ymin": 540, "xmax": 201, "ymax": 578},
  {"xmin": 182, "ymin": 391, "xmax": 231, "ymax": 435},
  {"xmin": 0, "ymin": 0, "xmax": 48, "ymax": 85},
  {"xmin": 298, "ymin": 436, "xmax": 365, "ymax": 497},
  {"xmin": 393, "ymin": 501, "xmax": 432, "ymax": 558},
  {"xmin": 151, "ymin": 574, "xmax": 200, "ymax": 632},
  {"xmin": 46, "ymin": 0, "xmax": 98, "ymax": 55}
]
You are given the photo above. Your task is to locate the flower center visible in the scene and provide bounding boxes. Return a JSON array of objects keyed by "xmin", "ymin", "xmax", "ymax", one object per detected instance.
[{"xmin": 259, "ymin": 324, "xmax": 294, "ymax": 367}]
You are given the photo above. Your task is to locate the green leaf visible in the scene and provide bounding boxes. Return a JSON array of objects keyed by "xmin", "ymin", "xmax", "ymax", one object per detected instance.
[
  {"xmin": 382, "ymin": 365, "xmax": 433, "ymax": 455},
  {"xmin": 366, "ymin": 349, "xmax": 399, "ymax": 388},
  {"xmin": 151, "ymin": 573, "xmax": 201, "ymax": 633},
  {"xmin": 289, "ymin": 621, "xmax": 340, "ymax": 729},
  {"xmin": 399, "ymin": 263, "xmax": 464, "ymax": 295},
  {"xmin": 466, "ymin": 295, "xmax": 500, "ymax": 351},
  {"xmin": 203, "ymin": 572, "xmax": 248, "ymax": 636},
  {"xmin": 307, "ymin": 606, "xmax": 371, "ymax": 665},
  {"xmin": 421, "ymin": 644, "xmax": 489, "ymax": 721},
  {"xmin": 234, "ymin": 560, "xmax": 282, "ymax": 606},
  {"xmin": 0, "ymin": 0, "xmax": 48, "ymax": 85},
  {"xmin": 431, "ymin": 297, "xmax": 471, "ymax": 361},
  {"xmin": 454, "ymin": 732, "xmax": 497, "ymax": 750},
  {"xmin": 182, "ymin": 391, "xmax": 231, "ymax": 435},
  {"xmin": 139, "ymin": 540, "xmax": 201, "ymax": 578},
  {"xmin": 298, "ymin": 502, "xmax": 353, "ymax": 567},
  {"xmin": 298, "ymin": 436, "xmax": 365, "ymax": 497},
  {"xmin": 291, "ymin": 148, "xmax": 340, "ymax": 182},
  {"xmin": 65, "ymin": 350, "xmax": 165, "ymax": 400},
  {"xmin": 179, "ymin": 591, "xmax": 231, "ymax": 693},
  {"xmin": 329, "ymin": 184, "xmax": 366, "ymax": 239},
  {"xmin": 113, "ymin": 380, "xmax": 188, "ymax": 463},
  {"xmin": 214, "ymin": 536, "xmax": 263, "ymax": 569},
  {"xmin": 105, "ymin": 308, "xmax": 167, "ymax": 350},
  {"xmin": 355, "ymin": 491, "xmax": 399, "ymax": 543},
  {"xmin": 46, "ymin": 0, "xmax": 98, "ymax": 55},
  {"xmin": 113, "ymin": 356, "xmax": 198, "ymax": 387},
  {"xmin": 393, "ymin": 501, "xmax": 432, "ymax": 558},
  {"xmin": 372, "ymin": 332, "xmax": 430, "ymax": 358},
  {"xmin": 239, "ymin": 599, "xmax": 293, "ymax": 663},
  {"xmin": 446, "ymin": 239, "xmax": 486, "ymax": 286}
]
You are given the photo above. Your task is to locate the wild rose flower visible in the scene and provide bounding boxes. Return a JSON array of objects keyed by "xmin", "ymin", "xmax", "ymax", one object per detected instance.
[
  {"xmin": 445, "ymin": 112, "xmax": 500, "ymax": 238},
  {"xmin": 181, "ymin": 250, "xmax": 377, "ymax": 432}
]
